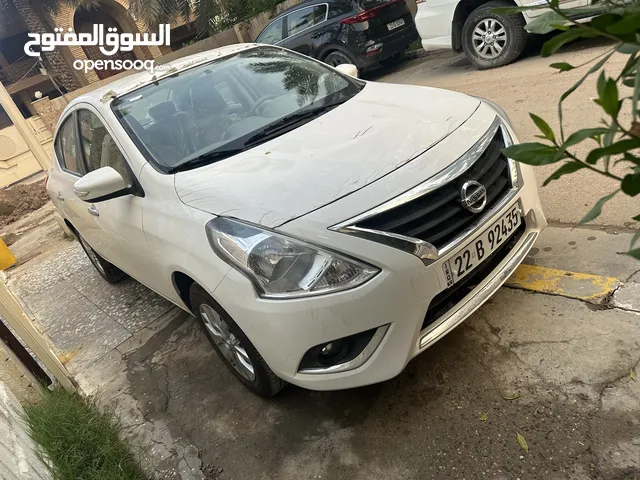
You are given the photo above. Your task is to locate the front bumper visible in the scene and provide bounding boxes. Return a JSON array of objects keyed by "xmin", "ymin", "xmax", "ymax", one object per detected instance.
[{"xmin": 212, "ymin": 121, "xmax": 546, "ymax": 391}]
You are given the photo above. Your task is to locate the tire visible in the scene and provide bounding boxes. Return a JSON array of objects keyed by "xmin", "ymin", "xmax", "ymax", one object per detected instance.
[
  {"xmin": 379, "ymin": 51, "xmax": 405, "ymax": 68},
  {"xmin": 461, "ymin": 0, "xmax": 527, "ymax": 69},
  {"xmin": 324, "ymin": 50, "xmax": 356, "ymax": 67},
  {"xmin": 78, "ymin": 234, "xmax": 126, "ymax": 284},
  {"xmin": 190, "ymin": 284, "xmax": 286, "ymax": 397}
]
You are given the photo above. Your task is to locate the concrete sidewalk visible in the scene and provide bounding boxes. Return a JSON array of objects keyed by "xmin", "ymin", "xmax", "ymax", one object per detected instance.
[{"xmin": 5, "ymin": 225, "xmax": 640, "ymax": 479}]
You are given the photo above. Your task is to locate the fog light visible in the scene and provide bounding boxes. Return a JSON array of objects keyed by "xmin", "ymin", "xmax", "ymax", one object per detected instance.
[
  {"xmin": 298, "ymin": 325, "xmax": 389, "ymax": 373},
  {"xmin": 320, "ymin": 341, "xmax": 344, "ymax": 359}
]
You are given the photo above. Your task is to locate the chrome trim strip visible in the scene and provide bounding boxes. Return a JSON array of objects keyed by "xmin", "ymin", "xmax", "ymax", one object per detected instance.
[
  {"xmin": 330, "ymin": 116, "xmax": 523, "ymax": 264},
  {"xmin": 418, "ymin": 226, "xmax": 538, "ymax": 351},
  {"xmin": 298, "ymin": 324, "xmax": 390, "ymax": 374}
]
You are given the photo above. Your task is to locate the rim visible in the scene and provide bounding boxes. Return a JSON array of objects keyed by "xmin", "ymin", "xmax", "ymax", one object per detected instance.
[
  {"xmin": 79, "ymin": 236, "xmax": 106, "ymax": 275},
  {"xmin": 472, "ymin": 18, "xmax": 507, "ymax": 59},
  {"xmin": 327, "ymin": 54, "xmax": 347, "ymax": 67},
  {"xmin": 199, "ymin": 304, "xmax": 255, "ymax": 382}
]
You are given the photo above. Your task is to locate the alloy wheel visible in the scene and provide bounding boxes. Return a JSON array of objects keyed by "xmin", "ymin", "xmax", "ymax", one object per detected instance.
[
  {"xmin": 199, "ymin": 303, "xmax": 255, "ymax": 381},
  {"xmin": 472, "ymin": 19, "xmax": 507, "ymax": 59}
]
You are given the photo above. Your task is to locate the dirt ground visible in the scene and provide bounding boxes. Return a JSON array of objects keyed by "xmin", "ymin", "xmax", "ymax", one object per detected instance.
[
  {"xmin": 0, "ymin": 179, "xmax": 71, "ymax": 268},
  {"xmin": 0, "ymin": 180, "xmax": 49, "ymax": 230}
]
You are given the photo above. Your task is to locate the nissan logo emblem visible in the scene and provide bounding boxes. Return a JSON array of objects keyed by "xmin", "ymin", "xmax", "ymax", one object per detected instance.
[{"xmin": 460, "ymin": 180, "xmax": 487, "ymax": 213}]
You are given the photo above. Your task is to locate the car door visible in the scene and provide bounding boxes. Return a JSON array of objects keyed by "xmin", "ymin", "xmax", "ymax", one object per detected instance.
[
  {"xmin": 50, "ymin": 113, "xmax": 86, "ymax": 222},
  {"xmin": 65, "ymin": 106, "xmax": 159, "ymax": 284},
  {"xmin": 521, "ymin": 0, "xmax": 588, "ymax": 18},
  {"xmin": 282, "ymin": 4, "xmax": 330, "ymax": 57}
]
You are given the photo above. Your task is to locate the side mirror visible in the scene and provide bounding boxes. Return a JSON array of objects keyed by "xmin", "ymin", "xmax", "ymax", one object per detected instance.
[
  {"xmin": 335, "ymin": 63, "xmax": 359, "ymax": 78},
  {"xmin": 73, "ymin": 167, "xmax": 129, "ymax": 202}
]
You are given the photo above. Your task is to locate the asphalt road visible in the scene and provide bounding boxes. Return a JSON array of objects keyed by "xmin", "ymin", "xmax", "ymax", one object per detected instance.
[{"xmin": 375, "ymin": 37, "xmax": 638, "ymax": 231}]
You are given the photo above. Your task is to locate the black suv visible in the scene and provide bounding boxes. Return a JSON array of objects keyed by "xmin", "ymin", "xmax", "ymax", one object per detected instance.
[{"xmin": 255, "ymin": 0, "xmax": 419, "ymax": 70}]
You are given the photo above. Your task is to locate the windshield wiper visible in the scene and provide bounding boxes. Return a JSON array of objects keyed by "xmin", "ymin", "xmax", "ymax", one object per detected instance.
[
  {"xmin": 245, "ymin": 100, "xmax": 346, "ymax": 145},
  {"xmin": 167, "ymin": 148, "xmax": 245, "ymax": 173},
  {"xmin": 166, "ymin": 100, "xmax": 347, "ymax": 173}
]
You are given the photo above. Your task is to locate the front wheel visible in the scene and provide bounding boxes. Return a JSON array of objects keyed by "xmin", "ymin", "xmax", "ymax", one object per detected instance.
[
  {"xmin": 190, "ymin": 284, "xmax": 286, "ymax": 397},
  {"xmin": 461, "ymin": 0, "xmax": 527, "ymax": 69}
]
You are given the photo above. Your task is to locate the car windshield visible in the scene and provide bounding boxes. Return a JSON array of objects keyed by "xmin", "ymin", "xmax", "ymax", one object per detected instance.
[{"xmin": 112, "ymin": 46, "xmax": 363, "ymax": 172}]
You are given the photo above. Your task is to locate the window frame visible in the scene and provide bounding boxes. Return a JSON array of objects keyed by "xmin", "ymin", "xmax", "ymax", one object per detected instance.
[
  {"xmin": 57, "ymin": 104, "xmax": 145, "ymax": 199},
  {"xmin": 256, "ymin": 16, "xmax": 286, "ymax": 45},
  {"xmin": 53, "ymin": 112, "xmax": 85, "ymax": 177},
  {"xmin": 76, "ymin": 108, "xmax": 136, "ymax": 187},
  {"xmin": 284, "ymin": 3, "xmax": 330, "ymax": 39}
]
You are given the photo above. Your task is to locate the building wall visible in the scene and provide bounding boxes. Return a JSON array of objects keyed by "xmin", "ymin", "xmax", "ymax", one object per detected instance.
[
  {"xmin": 0, "ymin": 120, "xmax": 52, "ymax": 188},
  {"xmin": 47, "ymin": 0, "xmax": 166, "ymax": 85},
  {"xmin": 0, "ymin": 382, "xmax": 51, "ymax": 480}
]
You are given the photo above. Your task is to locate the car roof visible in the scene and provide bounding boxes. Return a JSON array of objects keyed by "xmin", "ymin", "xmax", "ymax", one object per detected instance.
[
  {"xmin": 66, "ymin": 43, "xmax": 258, "ymax": 109},
  {"xmin": 271, "ymin": 0, "xmax": 345, "ymax": 20}
]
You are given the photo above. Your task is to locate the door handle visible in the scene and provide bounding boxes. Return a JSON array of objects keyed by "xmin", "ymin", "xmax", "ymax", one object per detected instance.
[
  {"xmin": 56, "ymin": 192, "xmax": 65, "ymax": 202},
  {"xmin": 88, "ymin": 205, "xmax": 99, "ymax": 217}
]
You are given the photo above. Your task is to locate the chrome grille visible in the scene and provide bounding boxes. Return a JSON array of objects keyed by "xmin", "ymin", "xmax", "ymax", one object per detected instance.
[{"xmin": 351, "ymin": 122, "xmax": 513, "ymax": 250}]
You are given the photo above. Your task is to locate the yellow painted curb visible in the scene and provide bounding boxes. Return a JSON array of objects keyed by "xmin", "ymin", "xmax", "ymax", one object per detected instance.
[{"xmin": 506, "ymin": 264, "xmax": 621, "ymax": 301}]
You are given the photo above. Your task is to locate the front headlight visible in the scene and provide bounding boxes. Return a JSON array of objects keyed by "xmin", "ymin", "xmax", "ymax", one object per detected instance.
[{"xmin": 206, "ymin": 217, "xmax": 379, "ymax": 299}]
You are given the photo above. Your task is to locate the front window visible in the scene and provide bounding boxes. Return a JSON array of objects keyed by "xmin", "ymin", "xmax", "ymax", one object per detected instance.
[{"xmin": 112, "ymin": 46, "xmax": 363, "ymax": 173}]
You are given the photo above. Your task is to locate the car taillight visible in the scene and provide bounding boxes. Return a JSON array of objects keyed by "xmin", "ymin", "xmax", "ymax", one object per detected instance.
[
  {"xmin": 341, "ymin": 0, "xmax": 401, "ymax": 24},
  {"xmin": 416, "ymin": 0, "xmax": 425, "ymax": 3},
  {"xmin": 341, "ymin": 9, "xmax": 378, "ymax": 24}
]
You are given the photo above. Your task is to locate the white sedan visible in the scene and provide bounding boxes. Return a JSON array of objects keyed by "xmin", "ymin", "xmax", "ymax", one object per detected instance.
[{"xmin": 47, "ymin": 44, "xmax": 545, "ymax": 396}]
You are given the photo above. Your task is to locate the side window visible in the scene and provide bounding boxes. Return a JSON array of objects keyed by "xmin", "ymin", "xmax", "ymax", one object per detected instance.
[
  {"xmin": 77, "ymin": 110, "xmax": 133, "ymax": 186},
  {"xmin": 257, "ymin": 17, "xmax": 284, "ymax": 44},
  {"xmin": 327, "ymin": 1, "xmax": 351, "ymax": 18},
  {"xmin": 55, "ymin": 116, "xmax": 81, "ymax": 175},
  {"xmin": 287, "ymin": 6, "xmax": 321, "ymax": 36},
  {"xmin": 313, "ymin": 4, "xmax": 328, "ymax": 23}
]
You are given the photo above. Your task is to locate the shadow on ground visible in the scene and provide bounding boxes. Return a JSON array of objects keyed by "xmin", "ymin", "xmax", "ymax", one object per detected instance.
[{"xmin": 124, "ymin": 288, "xmax": 640, "ymax": 480}]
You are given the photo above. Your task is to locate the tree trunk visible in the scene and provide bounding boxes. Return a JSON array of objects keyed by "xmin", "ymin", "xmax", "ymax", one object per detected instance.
[{"xmin": 11, "ymin": 0, "xmax": 81, "ymax": 91}]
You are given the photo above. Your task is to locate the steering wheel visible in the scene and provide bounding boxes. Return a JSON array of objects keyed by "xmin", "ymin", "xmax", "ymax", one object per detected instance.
[{"xmin": 248, "ymin": 94, "xmax": 281, "ymax": 117}]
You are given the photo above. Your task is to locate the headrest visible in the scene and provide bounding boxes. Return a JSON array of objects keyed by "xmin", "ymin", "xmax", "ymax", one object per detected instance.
[
  {"xmin": 148, "ymin": 101, "xmax": 177, "ymax": 120},
  {"xmin": 188, "ymin": 81, "xmax": 227, "ymax": 112}
]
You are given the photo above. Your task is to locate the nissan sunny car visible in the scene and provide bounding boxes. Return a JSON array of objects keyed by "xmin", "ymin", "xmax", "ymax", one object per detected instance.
[{"xmin": 47, "ymin": 44, "xmax": 545, "ymax": 397}]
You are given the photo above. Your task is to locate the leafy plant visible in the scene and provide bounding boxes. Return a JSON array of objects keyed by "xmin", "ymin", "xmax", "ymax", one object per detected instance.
[{"xmin": 495, "ymin": 0, "xmax": 640, "ymax": 260}]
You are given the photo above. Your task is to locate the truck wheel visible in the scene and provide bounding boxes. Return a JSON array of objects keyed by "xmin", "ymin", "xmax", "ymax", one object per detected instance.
[{"xmin": 461, "ymin": 0, "xmax": 527, "ymax": 69}]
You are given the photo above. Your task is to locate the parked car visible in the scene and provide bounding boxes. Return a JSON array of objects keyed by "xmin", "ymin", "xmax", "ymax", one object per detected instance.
[
  {"xmin": 255, "ymin": 0, "xmax": 419, "ymax": 69},
  {"xmin": 47, "ymin": 44, "xmax": 546, "ymax": 397},
  {"xmin": 414, "ymin": 0, "xmax": 593, "ymax": 68}
]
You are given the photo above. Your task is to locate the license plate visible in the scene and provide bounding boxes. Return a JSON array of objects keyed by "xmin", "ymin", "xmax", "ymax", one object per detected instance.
[
  {"xmin": 443, "ymin": 205, "xmax": 521, "ymax": 287},
  {"xmin": 387, "ymin": 18, "xmax": 405, "ymax": 30}
]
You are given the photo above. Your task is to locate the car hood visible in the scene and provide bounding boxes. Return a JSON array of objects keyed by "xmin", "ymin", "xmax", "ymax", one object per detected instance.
[{"xmin": 175, "ymin": 82, "xmax": 480, "ymax": 228}]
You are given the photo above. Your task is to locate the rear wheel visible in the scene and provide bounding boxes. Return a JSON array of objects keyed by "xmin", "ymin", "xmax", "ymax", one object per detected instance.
[
  {"xmin": 190, "ymin": 284, "xmax": 286, "ymax": 397},
  {"xmin": 324, "ymin": 50, "xmax": 356, "ymax": 67},
  {"xmin": 78, "ymin": 234, "xmax": 126, "ymax": 283},
  {"xmin": 461, "ymin": 0, "xmax": 527, "ymax": 69}
]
